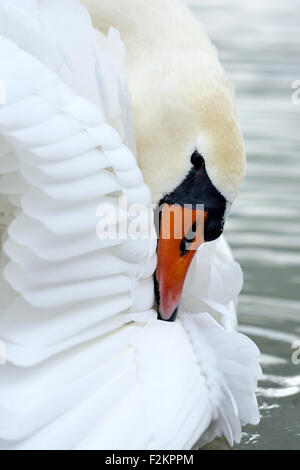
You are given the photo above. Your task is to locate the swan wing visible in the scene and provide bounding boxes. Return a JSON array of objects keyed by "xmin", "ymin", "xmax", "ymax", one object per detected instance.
[{"xmin": 0, "ymin": 0, "xmax": 158, "ymax": 448}]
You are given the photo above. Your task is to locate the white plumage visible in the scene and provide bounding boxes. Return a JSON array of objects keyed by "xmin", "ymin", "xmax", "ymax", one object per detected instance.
[{"xmin": 0, "ymin": 0, "xmax": 261, "ymax": 450}]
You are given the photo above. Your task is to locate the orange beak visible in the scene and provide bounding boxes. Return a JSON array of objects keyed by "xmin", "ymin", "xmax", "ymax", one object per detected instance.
[{"xmin": 155, "ymin": 204, "xmax": 207, "ymax": 321}]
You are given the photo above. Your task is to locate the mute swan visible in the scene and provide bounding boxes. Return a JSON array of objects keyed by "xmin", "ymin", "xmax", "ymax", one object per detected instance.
[
  {"xmin": 84, "ymin": 0, "xmax": 246, "ymax": 321},
  {"xmin": 0, "ymin": 0, "xmax": 261, "ymax": 450}
]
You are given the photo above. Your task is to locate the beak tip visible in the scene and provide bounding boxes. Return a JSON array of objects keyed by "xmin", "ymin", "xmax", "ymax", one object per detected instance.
[{"xmin": 158, "ymin": 306, "xmax": 178, "ymax": 322}]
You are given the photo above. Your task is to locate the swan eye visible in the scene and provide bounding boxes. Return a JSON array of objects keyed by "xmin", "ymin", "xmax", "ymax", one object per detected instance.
[{"xmin": 191, "ymin": 151, "xmax": 205, "ymax": 170}]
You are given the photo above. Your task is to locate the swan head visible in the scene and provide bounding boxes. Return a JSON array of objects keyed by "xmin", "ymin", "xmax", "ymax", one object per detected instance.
[
  {"xmin": 84, "ymin": 0, "xmax": 245, "ymax": 321},
  {"xmin": 129, "ymin": 51, "xmax": 246, "ymax": 321},
  {"xmin": 133, "ymin": 62, "xmax": 245, "ymax": 206}
]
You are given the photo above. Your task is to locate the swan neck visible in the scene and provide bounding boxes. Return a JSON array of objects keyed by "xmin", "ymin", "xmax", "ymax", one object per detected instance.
[{"xmin": 84, "ymin": 0, "xmax": 208, "ymax": 59}]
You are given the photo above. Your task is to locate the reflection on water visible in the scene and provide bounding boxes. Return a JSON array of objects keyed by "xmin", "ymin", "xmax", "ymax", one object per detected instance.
[{"xmin": 187, "ymin": 0, "xmax": 300, "ymax": 450}]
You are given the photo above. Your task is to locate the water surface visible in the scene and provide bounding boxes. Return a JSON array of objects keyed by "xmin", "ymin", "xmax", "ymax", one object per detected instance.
[{"xmin": 187, "ymin": 0, "xmax": 300, "ymax": 450}]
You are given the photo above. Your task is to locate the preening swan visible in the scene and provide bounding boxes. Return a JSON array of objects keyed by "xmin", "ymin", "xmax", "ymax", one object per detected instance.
[
  {"xmin": 0, "ymin": 0, "xmax": 261, "ymax": 450},
  {"xmin": 84, "ymin": 0, "xmax": 246, "ymax": 321}
]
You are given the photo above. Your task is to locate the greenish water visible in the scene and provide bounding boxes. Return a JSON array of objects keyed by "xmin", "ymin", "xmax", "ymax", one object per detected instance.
[{"xmin": 188, "ymin": 0, "xmax": 300, "ymax": 450}]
